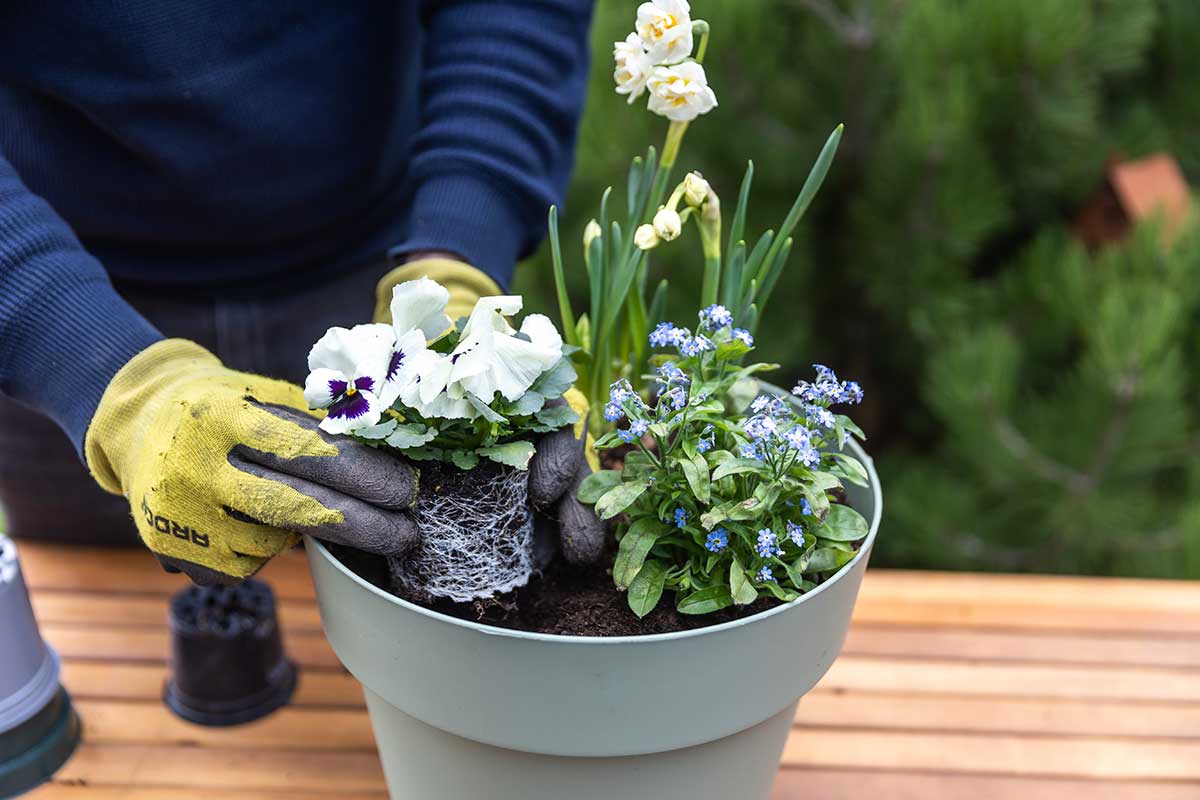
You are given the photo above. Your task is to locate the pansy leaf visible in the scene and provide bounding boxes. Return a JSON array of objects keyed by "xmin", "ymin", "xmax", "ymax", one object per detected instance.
[
  {"xmin": 613, "ymin": 517, "xmax": 669, "ymax": 588},
  {"xmin": 504, "ymin": 392, "xmax": 546, "ymax": 417},
  {"xmin": 729, "ymin": 557, "xmax": 758, "ymax": 605},
  {"xmin": 595, "ymin": 481, "xmax": 650, "ymax": 520},
  {"xmin": 385, "ymin": 423, "xmax": 438, "ymax": 449},
  {"xmin": 529, "ymin": 357, "xmax": 577, "ymax": 399},
  {"xmin": 681, "ymin": 453, "xmax": 711, "ymax": 504},
  {"xmin": 535, "ymin": 403, "xmax": 580, "ymax": 430},
  {"xmin": 577, "ymin": 470, "xmax": 623, "ymax": 504},
  {"xmin": 626, "ymin": 559, "xmax": 669, "ymax": 618},
  {"xmin": 477, "ymin": 440, "xmax": 537, "ymax": 470},
  {"xmin": 677, "ymin": 585, "xmax": 733, "ymax": 615},
  {"xmin": 350, "ymin": 419, "xmax": 397, "ymax": 440},
  {"xmin": 449, "ymin": 450, "xmax": 480, "ymax": 470},
  {"xmin": 816, "ymin": 504, "xmax": 869, "ymax": 542},
  {"xmin": 466, "ymin": 394, "xmax": 507, "ymax": 424},
  {"xmin": 402, "ymin": 446, "xmax": 443, "ymax": 462}
]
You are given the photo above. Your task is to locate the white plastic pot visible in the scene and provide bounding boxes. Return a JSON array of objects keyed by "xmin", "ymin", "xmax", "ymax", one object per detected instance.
[{"xmin": 306, "ymin": 439, "xmax": 881, "ymax": 800}]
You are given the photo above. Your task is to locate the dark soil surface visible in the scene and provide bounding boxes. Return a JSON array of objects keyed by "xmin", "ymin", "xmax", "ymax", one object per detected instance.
[{"xmin": 326, "ymin": 537, "xmax": 779, "ymax": 636}]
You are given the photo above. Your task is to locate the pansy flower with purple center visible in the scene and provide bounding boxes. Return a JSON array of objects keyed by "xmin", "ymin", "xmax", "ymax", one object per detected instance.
[{"xmin": 305, "ymin": 324, "xmax": 395, "ymax": 434}]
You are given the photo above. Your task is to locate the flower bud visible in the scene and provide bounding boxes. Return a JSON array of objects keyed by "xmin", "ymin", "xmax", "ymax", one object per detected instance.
[
  {"xmin": 634, "ymin": 223, "xmax": 661, "ymax": 250},
  {"xmin": 683, "ymin": 172, "xmax": 710, "ymax": 207},
  {"xmin": 582, "ymin": 219, "xmax": 602, "ymax": 250},
  {"xmin": 652, "ymin": 208, "xmax": 682, "ymax": 241}
]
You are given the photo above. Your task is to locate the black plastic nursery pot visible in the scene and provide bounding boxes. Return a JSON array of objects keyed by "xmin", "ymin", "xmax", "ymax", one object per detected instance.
[
  {"xmin": 306, "ymin": 437, "xmax": 883, "ymax": 800},
  {"xmin": 163, "ymin": 579, "xmax": 296, "ymax": 727},
  {"xmin": 0, "ymin": 535, "xmax": 81, "ymax": 798}
]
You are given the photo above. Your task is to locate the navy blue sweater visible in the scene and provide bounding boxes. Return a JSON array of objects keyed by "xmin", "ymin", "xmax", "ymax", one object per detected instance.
[{"xmin": 0, "ymin": 1, "xmax": 592, "ymax": 451}]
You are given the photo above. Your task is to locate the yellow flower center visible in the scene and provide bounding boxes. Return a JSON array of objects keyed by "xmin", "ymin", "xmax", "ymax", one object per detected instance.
[{"xmin": 345, "ymin": 386, "xmax": 358, "ymax": 396}]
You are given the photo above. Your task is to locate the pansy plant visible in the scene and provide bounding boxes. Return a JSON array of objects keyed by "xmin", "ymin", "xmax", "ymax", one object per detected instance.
[
  {"xmin": 577, "ymin": 305, "xmax": 869, "ymax": 617},
  {"xmin": 305, "ymin": 278, "xmax": 579, "ymax": 470}
]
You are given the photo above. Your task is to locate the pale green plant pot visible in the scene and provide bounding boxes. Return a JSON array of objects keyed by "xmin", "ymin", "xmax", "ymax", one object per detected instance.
[{"xmin": 306, "ymin": 439, "xmax": 881, "ymax": 800}]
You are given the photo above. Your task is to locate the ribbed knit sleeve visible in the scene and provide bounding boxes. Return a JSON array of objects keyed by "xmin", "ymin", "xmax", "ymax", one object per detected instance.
[
  {"xmin": 0, "ymin": 154, "xmax": 162, "ymax": 454},
  {"xmin": 396, "ymin": 0, "xmax": 595, "ymax": 288}
]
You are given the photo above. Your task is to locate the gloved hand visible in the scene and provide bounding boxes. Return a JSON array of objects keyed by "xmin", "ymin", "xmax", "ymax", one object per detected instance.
[
  {"xmin": 85, "ymin": 340, "xmax": 420, "ymax": 586},
  {"xmin": 528, "ymin": 389, "xmax": 606, "ymax": 564},
  {"xmin": 374, "ymin": 254, "xmax": 501, "ymax": 326}
]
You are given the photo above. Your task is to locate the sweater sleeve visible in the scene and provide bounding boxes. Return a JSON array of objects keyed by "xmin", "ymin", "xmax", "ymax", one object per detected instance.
[
  {"xmin": 0, "ymin": 153, "xmax": 163, "ymax": 454},
  {"xmin": 395, "ymin": 0, "xmax": 595, "ymax": 289}
]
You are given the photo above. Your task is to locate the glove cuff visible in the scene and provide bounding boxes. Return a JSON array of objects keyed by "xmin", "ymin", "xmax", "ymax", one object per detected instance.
[
  {"xmin": 84, "ymin": 339, "xmax": 221, "ymax": 494},
  {"xmin": 374, "ymin": 258, "xmax": 502, "ymax": 326}
]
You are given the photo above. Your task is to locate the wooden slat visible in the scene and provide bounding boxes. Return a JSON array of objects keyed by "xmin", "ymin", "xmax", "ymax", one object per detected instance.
[
  {"xmin": 41, "ymin": 623, "xmax": 341, "ymax": 668},
  {"xmin": 29, "ymin": 789, "xmax": 386, "ymax": 800},
  {"xmin": 48, "ymin": 743, "xmax": 385, "ymax": 792},
  {"xmin": 31, "ymin": 591, "xmax": 323, "ymax": 632},
  {"xmin": 780, "ymin": 729, "xmax": 1200, "ymax": 780},
  {"xmin": 842, "ymin": 625, "xmax": 1200, "ymax": 667},
  {"xmin": 772, "ymin": 770, "xmax": 1200, "ymax": 800},
  {"xmin": 797, "ymin": 690, "xmax": 1200, "ymax": 739},
  {"xmin": 59, "ymin": 661, "xmax": 363, "ymax": 708},
  {"xmin": 14, "ymin": 542, "xmax": 316, "ymax": 600},
  {"xmin": 74, "ymin": 700, "xmax": 374, "ymax": 750}
]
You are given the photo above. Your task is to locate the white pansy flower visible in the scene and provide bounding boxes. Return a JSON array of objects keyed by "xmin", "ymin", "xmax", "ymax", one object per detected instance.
[
  {"xmin": 636, "ymin": 0, "xmax": 693, "ymax": 65},
  {"xmin": 634, "ymin": 223, "xmax": 661, "ymax": 250},
  {"xmin": 449, "ymin": 296, "xmax": 564, "ymax": 403},
  {"xmin": 396, "ymin": 349, "xmax": 479, "ymax": 420},
  {"xmin": 305, "ymin": 324, "xmax": 395, "ymax": 434},
  {"xmin": 683, "ymin": 172, "xmax": 710, "ymax": 207},
  {"xmin": 613, "ymin": 33, "xmax": 654, "ymax": 103},
  {"xmin": 647, "ymin": 62, "xmax": 717, "ymax": 122},
  {"xmin": 652, "ymin": 207, "xmax": 682, "ymax": 240},
  {"xmin": 389, "ymin": 276, "xmax": 453, "ymax": 340}
]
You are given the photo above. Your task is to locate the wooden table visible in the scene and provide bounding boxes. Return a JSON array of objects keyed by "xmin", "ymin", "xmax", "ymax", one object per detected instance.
[{"xmin": 12, "ymin": 541, "xmax": 1200, "ymax": 799}]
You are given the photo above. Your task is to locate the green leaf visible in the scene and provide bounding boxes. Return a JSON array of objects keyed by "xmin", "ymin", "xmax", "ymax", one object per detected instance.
[
  {"xmin": 402, "ymin": 446, "xmax": 443, "ymax": 462},
  {"xmin": 835, "ymin": 414, "xmax": 865, "ymax": 441},
  {"xmin": 534, "ymin": 403, "xmax": 580, "ymax": 430},
  {"xmin": 385, "ymin": 423, "xmax": 438, "ymax": 449},
  {"xmin": 700, "ymin": 504, "xmax": 730, "ymax": 530},
  {"xmin": 477, "ymin": 440, "xmax": 537, "ymax": 470},
  {"xmin": 576, "ymin": 470, "xmax": 623, "ymax": 503},
  {"xmin": 816, "ymin": 504, "xmax": 869, "ymax": 542},
  {"xmin": 595, "ymin": 481, "xmax": 650, "ymax": 520},
  {"xmin": 613, "ymin": 518, "xmax": 669, "ymax": 588},
  {"xmin": 547, "ymin": 206, "xmax": 577, "ymax": 348},
  {"xmin": 449, "ymin": 450, "xmax": 480, "ymax": 470},
  {"xmin": 681, "ymin": 453, "xmax": 711, "ymax": 504},
  {"xmin": 730, "ymin": 558, "xmax": 758, "ymax": 605},
  {"xmin": 466, "ymin": 394, "xmax": 506, "ymax": 424},
  {"xmin": 805, "ymin": 546, "xmax": 855, "ymax": 573},
  {"xmin": 351, "ymin": 419, "xmax": 397, "ymax": 440},
  {"xmin": 763, "ymin": 582, "xmax": 799, "ymax": 602},
  {"xmin": 828, "ymin": 452, "xmax": 870, "ymax": 487},
  {"xmin": 529, "ymin": 357, "xmax": 577, "ymax": 399},
  {"xmin": 677, "ymin": 586, "xmax": 733, "ymax": 615},
  {"xmin": 712, "ymin": 458, "xmax": 767, "ymax": 482},
  {"xmin": 627, "ymin": 559, "xmax": 669, "ymax": 618},
  {"xmin": 504, "ymin": 392, "xmax": 546, "ymax": 417}
]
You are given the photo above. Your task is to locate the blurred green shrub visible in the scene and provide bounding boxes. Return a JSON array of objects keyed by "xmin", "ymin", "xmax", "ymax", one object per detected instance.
[{"xmin": 514, "ymin": 0, "xmax": 1200, "ymax": 577}]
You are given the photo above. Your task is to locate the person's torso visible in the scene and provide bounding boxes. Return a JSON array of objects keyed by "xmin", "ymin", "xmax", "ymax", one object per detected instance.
[{"xmin": 0, "ymin": 1, "xmax": 423, "ymax": 285}]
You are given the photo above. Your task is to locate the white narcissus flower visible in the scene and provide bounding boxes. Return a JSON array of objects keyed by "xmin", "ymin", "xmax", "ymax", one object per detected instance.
[
  {"xmin": 683, "ymin": 172, "xmax": 710, "ymax": 207},
  {"xmin": 613, "ymin": 32, "xmax": 654, "ymax": 103},
  {"xmin": 634, "ymin": 223, "xmax": 661, "ymax": 250},
  {"xmin": 647, "ymin": 62, "xmax": 717, "ymax": 122},
  {"xmin": 449, "ymin": 296, "xmax": 564, "ymax": 403},
  {"xmin": 582, "ymin": 218, "xmax": 603, "ymax": 250},
  {"xmin": 653, "ymin": 207, "xmax": 682, "ymax": 241},
  {"xmin": 636, "ymin": 0, "xmax": 693, "ymax": 65},
  {"xmin": 305, "ymin": 324, "xmax": 395, "ymax": 434}
]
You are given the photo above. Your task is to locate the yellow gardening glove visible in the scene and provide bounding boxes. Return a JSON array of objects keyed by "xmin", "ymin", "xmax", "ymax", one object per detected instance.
[
  {"xmin": 373, "ymin": 256, "xmax": 501, "ymax": 326},
  {"xmin": 85, "ymin": 340, "xmax": 420, "ymax": 585}
]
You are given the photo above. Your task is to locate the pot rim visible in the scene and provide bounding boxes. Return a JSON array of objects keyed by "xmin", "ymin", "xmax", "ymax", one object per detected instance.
[{"xmin": 309, "ymin": 437, "xmax": 881, "ymax": 645}]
